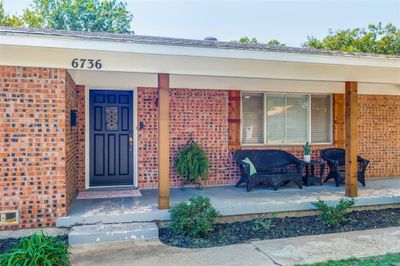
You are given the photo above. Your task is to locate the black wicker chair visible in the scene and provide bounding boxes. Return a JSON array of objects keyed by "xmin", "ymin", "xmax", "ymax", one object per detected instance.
[
  {"xmin": 320, "ymin": 148, "xmax": 370, "ymax": 187},
  {"xmin": 233, "ymin": 150, "xmax": 305, "ymax": 191}
]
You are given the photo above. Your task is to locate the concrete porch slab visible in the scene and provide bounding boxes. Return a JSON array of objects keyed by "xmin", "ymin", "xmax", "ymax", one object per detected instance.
[{"xmin": 57, "ymin": 178, "xmax": 400, "ymax": 227}]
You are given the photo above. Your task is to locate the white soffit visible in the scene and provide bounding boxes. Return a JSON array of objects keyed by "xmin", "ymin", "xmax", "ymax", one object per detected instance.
[
  {"xmin": 66, "ymin": 70, "xmax": 400, "ymax": 96},
  {"xmin": 68, "ymin": 69, "xmax": 157, "ymax": 88},
  {"xmin": 170, "ymin": 75, "xmax": 400, "ymax": 95}
]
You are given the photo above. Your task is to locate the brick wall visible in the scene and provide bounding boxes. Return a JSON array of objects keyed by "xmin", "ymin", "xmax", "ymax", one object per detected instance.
[
  {"xmin": 169, "ymin": 89, "xmax": 238, "ymax": 186},
  {"xmin": 137, "ymin": 88, "xmax": 159, "ymax": 188},
  {"xmin": 358, "ymin": 95, "xmax": 400, "ymax": 178},
  {"xmin": 64, "ymin": 73, "xmax": 79, "ymax": 208},
  {"xmin": 76, "ymin": 85, "xmax": 86, "ymax": 191},
  {"xmin": 0, "ymin": 66, "xmax": 72, "ymax": 229}
]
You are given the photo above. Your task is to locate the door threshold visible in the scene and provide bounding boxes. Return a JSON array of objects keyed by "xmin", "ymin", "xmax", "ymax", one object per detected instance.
[
  {"xmin": 87, "ymin": 185, "xmax": 137, "ymax": 191},
  {"xmin": 77, "ymin": 188, "xmax": 142, "ymax": 200}
]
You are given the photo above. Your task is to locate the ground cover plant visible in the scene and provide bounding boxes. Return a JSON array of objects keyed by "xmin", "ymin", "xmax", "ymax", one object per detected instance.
[
  {"xmin": 0, "ymin": 232, "xmax": 69, "ymax": 266},
  {"xmin": 298, "ymin": 252, "xmax": 400, "ymax": 266},
  {"xmin": 252, "ymin": 212, "xmax": 276, "ymax": 231},
  {"xmin": 160, "ymin": 206, "xmax": 400, "ymax": 249},
  {"xmin": 168, "ymin": 196, "xmax": 219, "ymax": 238}
]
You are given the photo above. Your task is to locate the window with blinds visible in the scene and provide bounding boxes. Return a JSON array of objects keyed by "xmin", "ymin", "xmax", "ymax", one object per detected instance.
[
  {"xmin": 241, "ymin": 93, "xmax": 332, "ymax": 145},
  {"xmin": 241, "ymin": 93, "xmax": 264, "ymax": 144},
  {"xmin": 311, "ymin": 95, "xmax": 332, "ymax": 143}
]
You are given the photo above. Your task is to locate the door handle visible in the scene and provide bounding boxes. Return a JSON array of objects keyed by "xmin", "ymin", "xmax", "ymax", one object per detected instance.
[{"xmin": 129, "ymin": 136, "xmax": 133, "ymax": 152}]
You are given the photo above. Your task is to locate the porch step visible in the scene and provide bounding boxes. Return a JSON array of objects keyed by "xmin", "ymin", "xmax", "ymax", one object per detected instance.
[{"xmin": 68, "ymin": 222, "xmax": 158, "ymax": 245}]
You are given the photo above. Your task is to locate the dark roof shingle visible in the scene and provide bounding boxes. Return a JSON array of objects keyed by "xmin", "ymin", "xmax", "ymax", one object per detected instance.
[{"xmin": 1, "ymin": 26, "xmax": 399, "ymax": 59}]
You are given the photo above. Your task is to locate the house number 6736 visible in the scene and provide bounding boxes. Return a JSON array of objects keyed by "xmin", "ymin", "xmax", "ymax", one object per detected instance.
[{"xmin": 71, "ymin": 58, "xmax": 102, "ymax": 69}]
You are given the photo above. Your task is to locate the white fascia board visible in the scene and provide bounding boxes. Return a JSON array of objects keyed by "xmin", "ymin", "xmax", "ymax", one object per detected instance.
[{"xmin": 1, "ymin": 32, "xmax": 400, "ymax": 69}]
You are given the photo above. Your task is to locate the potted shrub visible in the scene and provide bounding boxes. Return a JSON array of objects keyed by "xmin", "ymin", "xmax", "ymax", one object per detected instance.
[
  {"xmin": 304, "ymin": 142, "xmax": 311, "ymax": 162},
  {"xmin": 175, "ymin": 140, "xmax": 210, "ymax": 189}
]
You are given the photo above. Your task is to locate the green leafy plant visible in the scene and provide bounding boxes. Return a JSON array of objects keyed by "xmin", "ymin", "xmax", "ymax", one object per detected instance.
[
  {"xmin": 175, "ymin": 140, "xmax": 210, "ymax": 184},
  {"xmin": 312, "ymin": 198, "xmax": 356, "ymax": 227},
  {"xmin": 169, "ymin": 196, "xmax": 219, "ymax": 237},
  {"xmin": 252, "ymin": 212, "xmax": 277, "ymax": 231},
  {"xmin": 0, "ymin": 232, "xmax": 69, "ymax": 266},
  {"xmin": 304, "ymin": 142, "xmax": 310, "ymax": 155}
]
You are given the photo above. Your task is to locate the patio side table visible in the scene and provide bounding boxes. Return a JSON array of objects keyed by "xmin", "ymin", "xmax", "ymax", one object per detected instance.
[{"xmin": 302, "ymin": 160, "xmax": 325, "ymax": 186}]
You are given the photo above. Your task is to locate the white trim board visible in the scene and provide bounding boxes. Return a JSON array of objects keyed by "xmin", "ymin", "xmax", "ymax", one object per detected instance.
[
  {"xmin": 2, "ymin": 44, "xmax": 400, "ymax": 84},
  {"xmin": 84, "ymin": 87, "xmax": 138, "ymax": 190}
]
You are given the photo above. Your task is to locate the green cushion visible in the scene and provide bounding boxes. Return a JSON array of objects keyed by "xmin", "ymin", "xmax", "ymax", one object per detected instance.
[{"xmin": 242, "ymin": 157, "xmax": 257, "ymax": 176}]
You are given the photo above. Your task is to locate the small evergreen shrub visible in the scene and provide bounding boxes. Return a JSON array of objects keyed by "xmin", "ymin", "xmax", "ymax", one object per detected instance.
[
  {"xmin": 312, "ymin": 198, "xmax": 356, "ymax": 227},
  {"xmin": 175, "ymin": 141, "xmax": 210, "ymax": 184},
  {"xmin": 0, "ymin": 232, "xmax": 69, "ymax": 266},
  {"xmin": 252, "ymin": 212, "xmax": 276, "ymax": 231},
  {"xmin": 169, "ymin": 196, "xmax": 219, "ymax": 237}
]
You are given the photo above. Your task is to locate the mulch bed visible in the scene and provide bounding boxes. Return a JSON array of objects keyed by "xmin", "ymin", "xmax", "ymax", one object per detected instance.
[
  {"xmin": 0, "ymin": 235, "xmax": 68, "ymax": 254},
  {"xmin": 159, "ymin": 208, "xmax": 400, "ymax": 248}
]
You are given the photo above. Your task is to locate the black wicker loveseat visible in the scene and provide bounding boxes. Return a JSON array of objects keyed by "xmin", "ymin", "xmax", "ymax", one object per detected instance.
[
  {"xmin": 233, "ymin": 150, "xmax": 304, "ymax": 191},
  {"xmin": 320, "ymin": 148, "xmax": 370, "ymax": 187}
]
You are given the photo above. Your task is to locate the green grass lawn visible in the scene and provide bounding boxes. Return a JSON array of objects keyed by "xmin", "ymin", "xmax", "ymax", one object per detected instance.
[{"xmin": 299, "ymin": 253, "xmax": 400, "ymax": 266}]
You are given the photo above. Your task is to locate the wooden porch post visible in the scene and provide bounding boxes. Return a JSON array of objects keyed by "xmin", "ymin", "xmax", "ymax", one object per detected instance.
[
  {"xmin": 345, "ymin": 81, "xmax": 358, "ymax": 197},
  {"xmin": 158, "ymin": 73, "xmax": 170, "ymax": 209}
]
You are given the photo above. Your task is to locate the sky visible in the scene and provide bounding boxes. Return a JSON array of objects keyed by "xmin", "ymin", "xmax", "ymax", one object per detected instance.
[{"xmin": 2, "ymin": 0, "xmax": 400, "ymax": 47}]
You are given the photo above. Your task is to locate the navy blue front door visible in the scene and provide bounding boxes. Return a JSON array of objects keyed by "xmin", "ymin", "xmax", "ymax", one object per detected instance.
[{"xmin": 89, "ymin": 90, "xmax": 134, "ymax": 187}]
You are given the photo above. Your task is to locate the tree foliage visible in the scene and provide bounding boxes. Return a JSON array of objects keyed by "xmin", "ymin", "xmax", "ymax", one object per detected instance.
[
  {"xmin": 238, "ymin": 23, "xmax": 399, "ymax": 55},
  {"xmin": 0, "ymin": 0, "xmax": 133, "ymax": 34},
  {"xmin": 0, "ymin": 2, "xmax": 24, "ymax": 26},
  {"xmin": 239, "ymin": 36, "xmax": 286, "ymax": 47},
  {"xmin": 304, "ymin": 23, "xmax": 400, "ymax": 55},
  {"xmin": 239, "ymin": 36, "xmax": 259, "ymax": 44},
  {"xmin": 267, "ymin": 39, "xmax": 285, "ymax": 47}
]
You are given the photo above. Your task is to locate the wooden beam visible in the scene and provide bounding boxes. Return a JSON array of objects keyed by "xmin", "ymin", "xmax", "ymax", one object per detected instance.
[
  {"xmin": 345, "ymin": 81, "xmax": 358, "ymax": 197},
  {"xmin": 228, "ymin": 90, "xmax": 241, "ymax": 152},
  {"xmin": 333, "ymin": 94, "xmax": 345, "ymax": 148},
  {"xmin": 158, "ymin": 73, "xmax": 170, "ymax": 209}
]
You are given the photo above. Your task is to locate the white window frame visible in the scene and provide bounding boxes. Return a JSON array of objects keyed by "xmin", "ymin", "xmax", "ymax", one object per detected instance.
[{"xmin": 240, "ymin": 91, "xmax": 333, "ymax": 146}]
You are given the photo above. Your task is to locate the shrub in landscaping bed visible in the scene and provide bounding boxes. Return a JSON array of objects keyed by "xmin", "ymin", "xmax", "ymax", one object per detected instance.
[
  {"xmin": 252, "ymin": 212, "xmax": 276, "ymax": 232},
  {"xmin": 160, "ymin": 207, "xmax": 400, "ymax": 249},
  {"xmin": 312, "ymin": 198, "xmax": 356, "ymax": 227},
  {"xmin": 168, "ymin": 196, "xmax": 219, "ymax": 237},
  {"xmin": 0, "ymin": 232, "xmax": 69, "ymax": 266}
]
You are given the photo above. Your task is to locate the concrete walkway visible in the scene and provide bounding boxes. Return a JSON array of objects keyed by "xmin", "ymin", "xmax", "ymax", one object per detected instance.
[{"xmin": 70, "ymin": 226, "xmax": 400, "ymax": 266}]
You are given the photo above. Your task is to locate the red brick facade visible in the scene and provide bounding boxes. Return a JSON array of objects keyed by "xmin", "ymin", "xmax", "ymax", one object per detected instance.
[
  {"xmin": 64, "ymin": 73, "xmax": 79, "ymax": 209},
  {"xmin": 0, "ymin": 66, "xmax": 77, "ymax": 229},
  {"xmin": 137, "ymin": 88, "xmax": 159, "ymax": 188},
  {"xmin": 76, "ymin": 85, "xmax": 86, "ymax": 192},
  {"xmin": 358, "ymin": 95, "xmax": 400, "ymax": 178},
  {"xmin": 2, "ymin": 65, "xmax": 400, "ymax": 229},
  {"xmin": 169, "ymin": 89, "xmax": 238, "ymax": 186}
]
